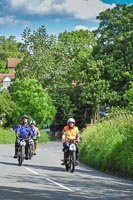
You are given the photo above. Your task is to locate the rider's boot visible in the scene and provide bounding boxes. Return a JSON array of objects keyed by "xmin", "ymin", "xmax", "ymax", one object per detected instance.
[
  {"xmin": 61, "ymin": 153, "xmax": 65, "ymax": 165},
  {"xmin": 25, "ymin": 146, "xmax": 29, "ymax": 160},
  {"xmin": 34, "ymin": 143, "xmax": 38, "ymax": 155},
  {"xmin": 61, "ymin": 150, "xmax": 68, "ymax": 165},
  {"xmin": 75, "ymin": 154, "xmax": 79, "ymax": 166},
  {"xmin": 14, "ymin": 146, "xmax": 18, "ymax": 158}
]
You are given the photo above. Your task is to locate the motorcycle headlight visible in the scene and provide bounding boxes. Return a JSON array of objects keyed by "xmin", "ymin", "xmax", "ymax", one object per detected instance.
[
  {"xmin": 69, "ymin": 143, "xmax": 76, "ymax": 151},
  {"xmin": 20, "ymin": 140, "xmax": 26, "ymax": 146}
]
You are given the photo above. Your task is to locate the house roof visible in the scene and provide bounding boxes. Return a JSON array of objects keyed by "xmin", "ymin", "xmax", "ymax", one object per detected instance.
[
  {"xmin": 3, "ymin": 77, "xmax": 11, "ymax": 82},
  {"xmin": 0, "ymin": 74, "xmax": 15, "ymax": 83},
  {"xmin": 7, "ymin": 58, "xmax": 22, "ymax": 68},
  {"xmin": 0, "ymin": 58, "xmax": 21, "ymax": 84}
]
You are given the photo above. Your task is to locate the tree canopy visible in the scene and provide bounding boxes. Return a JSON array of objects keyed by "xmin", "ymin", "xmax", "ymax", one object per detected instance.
[
  {"xmin": 1, "ymin": 4, "xmax": 133, "ymax": 128},
  {"xmin": 0, "ymin": 90, "xmax": 16, "ymax": 117},
  {"xmin": 8, "ymin": 78, "xmax": 56, "ymax": 128},
  {"xmin": 0, "ymin": 36, "xmax": 23, "ymax": 72},
  {"xmin": 93, "ymin": 4, "xmax": 133, "ymax": 106}
]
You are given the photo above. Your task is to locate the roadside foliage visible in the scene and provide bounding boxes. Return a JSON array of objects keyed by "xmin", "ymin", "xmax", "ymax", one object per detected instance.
[
  {"xmin": 80, "ymin": 113, "xmax": 133, "ymax": 178},
  {"xmin": 8, "ymin": 78, "xmax": 56, "ymax": 128}
]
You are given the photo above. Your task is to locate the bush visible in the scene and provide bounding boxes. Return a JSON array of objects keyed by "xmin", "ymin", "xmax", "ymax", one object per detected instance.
[
  {"xmin": 79, "ymin": 113, "xmax": 133, "ymax": 178},
  {"xmin": 0, "ymin": 127, "xmax": 15, "ymax": 144},
  {"xmin": 0, "ymin": 127, "xmax": 50, "ymax": 144}
]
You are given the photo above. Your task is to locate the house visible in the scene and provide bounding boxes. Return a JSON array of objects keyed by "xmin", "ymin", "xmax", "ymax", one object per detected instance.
[
  {"xmin": 3, "ymin": 77, "xmax": 11, "ymax": 88},
  {"xmin": 0, "ymin": 58, "xmax": 21, "ymax": 89},
  {"xmin": 7, "ymin": 58, "xmax": 22, "ymax": 74}
]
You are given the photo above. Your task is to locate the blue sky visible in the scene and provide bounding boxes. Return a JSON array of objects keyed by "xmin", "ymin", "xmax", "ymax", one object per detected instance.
[{"xmin": 0, "ymin": 0, "xmax": 132, "ymax": 41}]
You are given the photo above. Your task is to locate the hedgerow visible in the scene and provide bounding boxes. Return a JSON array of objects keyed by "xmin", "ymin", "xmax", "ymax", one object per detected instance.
[{"xmin": 79, "ymin": 114, "xmax": 133, "ymax": 178}]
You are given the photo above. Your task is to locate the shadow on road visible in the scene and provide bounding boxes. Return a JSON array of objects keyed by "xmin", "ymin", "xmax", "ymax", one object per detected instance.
[
  {"xmin": 0, "ymin": 161, "xmax": 17, "ymax": 166},
  {"xmin": 0, "ymin": 185, "xmax": 84, "ymax": 200},
  {"xmin": 0, "ymin": 173, "xmax": 132, "ymax": 200}
]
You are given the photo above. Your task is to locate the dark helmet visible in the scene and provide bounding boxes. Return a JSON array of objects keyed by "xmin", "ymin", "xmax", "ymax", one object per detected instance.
[{"xmin": 22, "ymin": 114, "xmax": 28, "ymax": 119}]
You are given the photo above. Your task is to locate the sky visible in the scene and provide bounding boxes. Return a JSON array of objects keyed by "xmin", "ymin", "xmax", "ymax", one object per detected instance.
[{"xmin": 0, "ymin": 0, "xmax": 132, "ymax": 41}]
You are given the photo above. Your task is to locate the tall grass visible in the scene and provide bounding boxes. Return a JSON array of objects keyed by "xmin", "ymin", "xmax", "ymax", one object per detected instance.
[
  {"xmin": 0, "ymin": 127, "xmax": 50, "ymax": 144},
  {"xmin": 79, "ymin": 113, "xmax": 133, "ymax": 178},
  {"xmin": 0, "ymin": 127, "xmax": 15, "ymax": 144}
]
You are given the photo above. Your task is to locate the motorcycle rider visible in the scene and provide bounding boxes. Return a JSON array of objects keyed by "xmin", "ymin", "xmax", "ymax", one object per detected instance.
[
  {"xmin": 99, "ymin": 103, "xmax": 108, "ymax": 118},
  {"xmin": 14, "ymin": 114, "xmax": 34, "ymax": 159},
  {"xmin": 30, "ymin": 120, "xmax": 40, "ymax": 155},
  {"xmin": 61, "ymin": 117, "xmax": 80, "ymax": 165}
]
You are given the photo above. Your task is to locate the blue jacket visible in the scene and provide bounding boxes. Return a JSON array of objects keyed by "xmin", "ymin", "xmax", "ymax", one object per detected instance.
[{"xmin": 15, "ymin": 124, "xmax": 34, "ymax": 139}]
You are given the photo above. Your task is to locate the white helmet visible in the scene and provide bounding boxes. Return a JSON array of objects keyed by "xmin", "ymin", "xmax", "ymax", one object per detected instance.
[
  {"xmin": 67, "ymin": 118, "xmax": 75, "ymax": 125},
  {"xmin": 30, "ymin": 120, "xmax": 36, "ymax": 125}
]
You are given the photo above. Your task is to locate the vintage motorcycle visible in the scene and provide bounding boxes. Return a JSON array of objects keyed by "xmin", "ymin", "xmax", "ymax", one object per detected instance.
[
  {"xmin": 17, "ymin": 137, "xmax": 34, "ymax": 166},
  {"xmin": 64, "ymin": 136, "xmax": 77, "ymax": 173},
  {"xmin": 17, "ymin": 138, "xmax": 26, "ymax": 166},
  {"xmin": 28, "ymin": 138, "xmax": 34, "ymax": 159}
]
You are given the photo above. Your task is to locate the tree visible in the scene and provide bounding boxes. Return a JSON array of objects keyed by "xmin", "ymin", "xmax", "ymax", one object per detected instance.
[
  {"xmin": 58, "ymin": 30, "xmax": 114, "ymax": 121},
  {"xmin": 16, "ymin": 26, "xmax": 74, "ymax": 91},
  {"xmin": 123, "ymin": 73, "xmax": 133, "ymax": 111},
  {"xmin": 0, "ymin": 89, "xmax": 16, "ymax": 116},
  {"xmin": 94, "ymin": 4, "xmax": 133, "ymax": 106},
  {"xmin": 0, "ymin": 36, "xmax": 23, "ymax": 72},
  {"xmin": 16, "ymin": 27, "xmax": 115, "ymax": 127},
  {"xmin": 8, "ymin": 78, "xmax": 56, "ymax": 128},
  {"xmin": 16, "ymin": 26, "xmax": 58, "ymax": 86}
]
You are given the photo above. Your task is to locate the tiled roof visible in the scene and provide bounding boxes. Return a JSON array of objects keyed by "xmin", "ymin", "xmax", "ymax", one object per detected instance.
[
  {"xmin": 0, "ymin": 58, "xmax": 22, "ymax": 84},
  {"xmin": 3, "ymin": 77, "xmax": 11, "ymax": 81},
  {"xmin": 7, "ymin": 58, "xmax": 22, "ymax": 68},
  {"xmin": 0, "ymin": 73, "xmax": 15, "ymax": 82}
]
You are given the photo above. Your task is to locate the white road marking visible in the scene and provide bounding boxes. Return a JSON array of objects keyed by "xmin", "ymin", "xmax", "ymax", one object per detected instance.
[
  {"xmin": 24, "ymin": 167, "xmax": 75, "ymax": 192},
  {"xmin": 25, "ymin": 167, "xmax": 39, "ymax": 175},
  {"xmin": 46, "ymin": 178, "xmax": 74, "ymax": 192}
]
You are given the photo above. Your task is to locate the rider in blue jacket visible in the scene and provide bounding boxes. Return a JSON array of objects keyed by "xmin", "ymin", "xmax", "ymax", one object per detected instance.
[{"xmin": 14, "ymin": 115, "xmax": 34, "ymax": 159}]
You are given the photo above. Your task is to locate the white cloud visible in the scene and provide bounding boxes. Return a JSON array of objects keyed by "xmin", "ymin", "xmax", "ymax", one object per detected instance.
[
  {"xmin": 88, "ymin": 26, "xmax": 98, "ymax": 31},
  {"xmin": 0, "ymin": 16, "xmax": 19, "ymax": 25},
  {"xmin": 0, "ymin": 15, "xmax": 30, "ymax": 26},
  {"xmin": 62, "ymin": 0, "xmax": 116, "ymax": 20},
  {"xmin": 74, "ymin": 25, "xmax": 89, "ymax": 31},
  {"xmin": 9, "ymin": 0, "xmax": 55, "ymax": 14},
  {"xmin": 9, "ymin": 0, "xmax": 115, "ymax": 20},
  {"xmin": 74, "ymin": 25, "xmax": 98, "ymax": 31}
]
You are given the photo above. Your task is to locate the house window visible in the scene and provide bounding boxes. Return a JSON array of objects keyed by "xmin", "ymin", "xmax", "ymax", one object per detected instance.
[{"xmin": 3, "ymin": 77, "xmax": 11, "ymax": 88}]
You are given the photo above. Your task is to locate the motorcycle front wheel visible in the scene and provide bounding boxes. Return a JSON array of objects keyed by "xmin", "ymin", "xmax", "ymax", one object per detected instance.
[
  {"xmin": 64, "ymin": 152, "xmax": 70, "ymax": 171},
  {"xmin": 28, "ymin": 145, "xmax": 33, "ymax": 160},
  {"xmin": 65, "ymin": 161, "xmax": 69, "ymax": 171},
  {"xmin": 70, "ymin": 151, "xmax": 76, "ymax": 173},
  {"xmin": 18, "ymin": 146, "xmax": 25, "ymax": 166}
]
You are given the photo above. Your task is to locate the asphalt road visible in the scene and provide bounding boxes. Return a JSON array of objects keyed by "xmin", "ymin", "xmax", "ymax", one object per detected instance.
[{"xmin": 0, "ymin": 142, "xmax": 133, "ymax": 200}]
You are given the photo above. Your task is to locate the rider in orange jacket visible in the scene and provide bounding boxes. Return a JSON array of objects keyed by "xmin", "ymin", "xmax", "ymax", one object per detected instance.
[{"xmin": 61, "ymin": 117, "xmax": 80, "ymax": 165}]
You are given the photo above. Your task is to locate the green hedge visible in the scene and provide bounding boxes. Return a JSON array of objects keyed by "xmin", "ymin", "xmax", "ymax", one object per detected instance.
[
  {"xmin": 0, "ymin": 127, "xmax": 50, "ymax": 144},
  {"xmin": 79, "ymin": 114, "xmax": 133, "ymax": 178},
  {"xmin": 0, "ymin": 127, "xmax": 15, "ymax": 144}
]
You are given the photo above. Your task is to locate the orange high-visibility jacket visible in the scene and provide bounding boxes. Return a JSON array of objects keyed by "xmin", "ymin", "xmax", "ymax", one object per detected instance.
[{"xmin": 62, "ymin": 125, "xmax": 79, "ymax": 142}]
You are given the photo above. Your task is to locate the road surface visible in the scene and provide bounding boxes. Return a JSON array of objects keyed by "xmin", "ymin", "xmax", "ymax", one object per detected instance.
[{"xmin": 0, "ymin": 142, "xmax": 132, "ymax": 200}]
